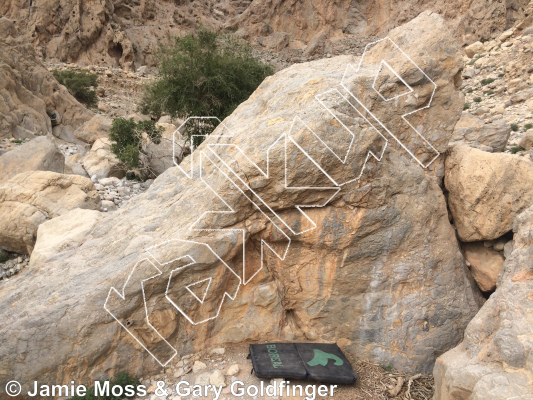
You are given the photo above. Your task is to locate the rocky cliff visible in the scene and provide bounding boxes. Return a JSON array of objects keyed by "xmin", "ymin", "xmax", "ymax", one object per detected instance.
[
  {"xmin": 1, "ymin": 0, "xmax": 531, "ymax": 69},
  {"xmin": 0, "ymin": 17, "xmax": 92, "ymax": 139},
  {"xmin": 230, "ymin": 0, "xmax": 531, "ymax": 49},
  {"xmin": 0, "ymin": 0, "xmax": 253, "ymax": 69}
]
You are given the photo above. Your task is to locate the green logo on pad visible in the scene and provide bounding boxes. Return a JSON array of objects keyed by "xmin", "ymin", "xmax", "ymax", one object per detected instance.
[{"xmin": 307, "ymin": 349, "xmax": 344, "ymax": 367}]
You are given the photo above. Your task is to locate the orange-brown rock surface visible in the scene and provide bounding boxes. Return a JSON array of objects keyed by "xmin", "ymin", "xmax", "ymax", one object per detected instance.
[{"xmin": 0, "ymin": 13, "xmax": 482, "ymax": 394}]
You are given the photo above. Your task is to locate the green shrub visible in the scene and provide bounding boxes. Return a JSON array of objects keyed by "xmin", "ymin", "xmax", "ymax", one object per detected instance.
[
  {"xmin": 67, "ymin": 372, "xmax": 140, "ymax": 400},
  {"xmin": 511, "ymin": 124, "xmax": 519, "ymax": 132},
  {"xmin": 483, "ymin": 90, "xmax": 494, "ymax": 96},
  {"xmin": 52, "ymin": 69, "xmax": 98, "ymax": 107},
  {"xmin": 473, "ymin": 97, "xmax": 482, "ymax": 103},
  {"xmin": 480, "ymin": 78, "xmax": 495, "ymax": 86},
  {"xmin": 498, "ymin": 73, "xmax": 505, "ymax": 78},
  {"xmin": 524, "ymin": 123, "xmax": 533, "ymax": 131},
  {"xmin": 109, "ymin": 118, "xmax": 163, "ymax": 170},
  {"xmin": 466, "ymin": 88, "xmax": 473, "ymax": 93},
  {"xmin": 125, "ymin": 171, "xmax": 140, "ymax": 181},
  {"xmin": 510, "ymin": 146, "xmax": 525, "ymax": 154},
  {"xmin": 139, "ymin": 28, "xmax": 274, "ymax": 145},
  {"xmin": 463, "ymin": 103, "xmax": 471, "ymax": 110},
  {"xmin": 0, "ymin": 251, "xmax": 15, "ymax": 264}
]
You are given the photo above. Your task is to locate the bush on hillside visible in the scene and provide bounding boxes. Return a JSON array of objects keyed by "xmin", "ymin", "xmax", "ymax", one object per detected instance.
[
  {"xmin": 109, "ymin": 118, "xmax": 163, "ymax": 171},
  {"xmin": 510, "ymin": 145, "xmax": 525, "ymax": 154},
  {"xmin": 52, "ymin": 69, "xmax": 99, "ymax": 107},
  {"xmin": 139, "ymin": 28, "xmax": 274, "ymax": 145}
]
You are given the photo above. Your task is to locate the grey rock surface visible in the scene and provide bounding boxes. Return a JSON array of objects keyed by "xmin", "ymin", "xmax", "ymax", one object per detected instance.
[
  {"xmin": 449, "ymin": 112, "xmax": 511, "ymax": 152},
  {"xmin": 0, "ymin": 136, "xmax": 65, "ymax": 184}
]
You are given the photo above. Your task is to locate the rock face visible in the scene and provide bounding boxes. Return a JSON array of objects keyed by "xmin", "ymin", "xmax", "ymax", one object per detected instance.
[
  {"xmin": 144, "ymin": 122, "xmax": 188, "ymax": 176},
  {"xmin": 230, "ymin": 0, "xmax": 531, "ymax": 50},
  {"xmin": 445, "ymin": 144, "xmax": 533, "ymax": 241},
  {"xmin": 519, "ymin": 128, "xmax": 533, "ymax": 150},
  {"xmin": 1, "ymin": 1, "xmax": 530, "ymax": 69},
  {"xmin": 0, "ymin": 0, "xmax": 252, "ymax": 69},
  {"xmin": 29, "ymin": 208, "xmax": 103, "ymax": 268},
  {"xmin": 82, "ymin": 138, "xmax": 125, "ymax": 180},
  {"xmin": 463, "ymin": 242, "xmax": 505, "ymax": 292},
  {"xmin": 0, "ymin": 136, "xmax": 65, "ymax": 184},
  {"xmin": 434, "ymin": 206, "xmax": 533, "ymax": 400},
  {"xmin": 74, "ymin": 114, "xmax": 112, "ymax": 145},
  {"xmin": 0, "ymin": 171, "xmax": 101, "ymax": 254},
  {"xmin": 449, "ymin": 112, "xmax": 511, "ymax": 152},
  {"xmin": 0, "ymin": 18, "xmax": 92, "ymax": 139},
  {"xmin": 0, "ymin": 13, "xmax": 480, "ymax": 394}
]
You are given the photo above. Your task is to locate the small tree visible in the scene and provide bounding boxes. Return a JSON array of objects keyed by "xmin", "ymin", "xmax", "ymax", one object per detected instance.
[
  {"xmin": 139, "ymin": 28, "xmax": 274, "ymax": 145},
  {"xmin": 52, "ymin": 69, "xmax": 99, "ymax": 107},
  {"xmin": 109, "ymin": 118, "xmax": 163, "ymax": 171}
]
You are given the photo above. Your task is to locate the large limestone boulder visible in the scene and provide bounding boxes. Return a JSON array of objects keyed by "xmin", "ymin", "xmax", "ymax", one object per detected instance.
[
  {"xmin": 0, "ymin": 18, "xmax": 92, "ymax": 139},
  {"xmin": 518, "ymin": 128, "xmax": 533, "ymax": 150},
  {"xmin": 464, "ymin": 41, "xmax": 485, "ymax": 58},
  {"xmin": 434, "ymin": 206, "xmax": 533, "ymax": 400},
  {"xmin": 30, "ymin": 209, "xmax": 104, "ymax": 268},
  {"xmin": 82, "ymin": 138, "xmax": 125, "ymax": 180},
  {"xmin": 144, "ymin": 123, "xmax": 188, "ymax": 176},
  {"xmin": 0, "ymin": 13, "xmax": 480, "ymax": 393},
  {"xmin": 74, "ymin": 114, "xmax": 112, "ymax": 145},
  {"xmin": 463, "ymin": 242, "xmax": 505, "ymax": 292},
  {"xmin": 449, "ymin": 112, "xmax": 511, "ymax": 152},
  {"xmin": 0, "ymin": 136, "xmax": 65, "ymax": 184},
  {"xmin": 445, "ymin": 145, "xmax": 533, "ymax": 241},
  {"xmin": 0, "ymin": 171, "xmax": 101, "ymax": 254}
]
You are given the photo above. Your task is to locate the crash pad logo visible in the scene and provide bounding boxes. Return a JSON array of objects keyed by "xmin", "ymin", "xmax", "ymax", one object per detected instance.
[
  {"xmin": 104, "ymin": 37, "xmax": 439, "ymax": 366},
  {"xmin": 307, "ymin": 350, "xmax": 344, "ymax": 367}
]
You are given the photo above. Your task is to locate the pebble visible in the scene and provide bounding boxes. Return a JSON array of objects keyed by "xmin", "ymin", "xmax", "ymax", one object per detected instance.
[
  {"xmin": 209, "ymin": 370, "xmax": 226, "ymax": 386},
  {"xmin": 194, "ymin": 371, "xmax": 210, "ymax": 385},
  {"xmin": 99, "ymin": 177, "xmax": 121, "ymax": 186},
  {"xmin": 210, "ymin": 347, "xmax": 225, "ymax": 355},
  {"xmin": 192, "ymin": 360, "xmax": 207, "ymax": 373},
  {"xmin": 226, "ymin": 364, "xmax": 239, "ymax": 376}
]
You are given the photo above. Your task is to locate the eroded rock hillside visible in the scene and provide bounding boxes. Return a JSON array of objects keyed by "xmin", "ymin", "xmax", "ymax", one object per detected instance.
[{"xmin": 1, "ymin": 0, "xmax": 531, "ymax": 69}]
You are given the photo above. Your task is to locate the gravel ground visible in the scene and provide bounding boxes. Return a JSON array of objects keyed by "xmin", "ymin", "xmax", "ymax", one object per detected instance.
[{"xmin": 135, "ymin": 343, "xmax": 433, "ymax": 400}]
